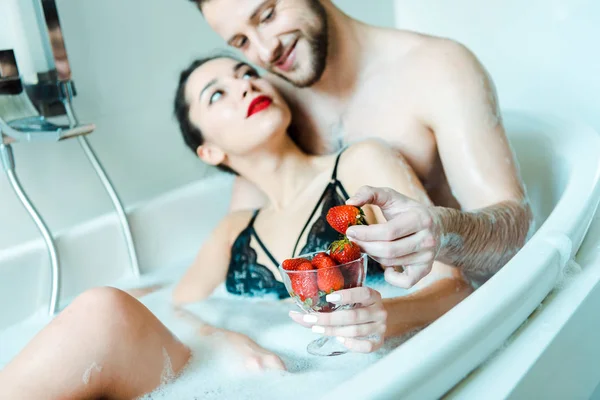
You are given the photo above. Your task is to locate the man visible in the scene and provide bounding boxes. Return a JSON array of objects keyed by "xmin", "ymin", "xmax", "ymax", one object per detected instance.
[{"xmin": 189, "ymin": 0, "xmax": 533, "ymax": 288}]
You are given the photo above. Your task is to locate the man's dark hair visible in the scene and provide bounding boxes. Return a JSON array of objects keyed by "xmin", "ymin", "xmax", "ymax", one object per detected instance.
[{"xmin": 174, "ymin": 54, "xmax": 240, "ymax": 175}]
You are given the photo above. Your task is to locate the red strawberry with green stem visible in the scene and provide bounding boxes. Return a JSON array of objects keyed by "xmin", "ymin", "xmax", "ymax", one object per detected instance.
[
  {"xmin": 329, "ymin": 239, "xmax": 361, "ymax": 264},
  {"xmin": 330, "ymin": 239, "xmax": 362, "ymax": 288},
  {"xmin": 326, "ymin": 205, "xmax": 366, "ymax": 235}
]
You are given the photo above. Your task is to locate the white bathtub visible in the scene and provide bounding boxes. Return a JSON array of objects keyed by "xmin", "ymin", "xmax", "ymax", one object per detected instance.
[{"xmin": 1, "ymin": 110, "xmax": 599, "ymax": 398}]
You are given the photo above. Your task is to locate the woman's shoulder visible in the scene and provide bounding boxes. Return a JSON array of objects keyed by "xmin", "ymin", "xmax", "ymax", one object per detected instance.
[
  {"xmin": 343, "ymin": 138, "xmax": 395, "ymax": 159},
  {"xmin": 335, "ymin": 139, "xmax": 407, "ymax": 193},
  {"xmin": 339, "ymin": 139, "xmax": 397, "ymax": 172},
  {"xmin": 216, "ymin": 209, "xmax": 257, "ymax": 245}
]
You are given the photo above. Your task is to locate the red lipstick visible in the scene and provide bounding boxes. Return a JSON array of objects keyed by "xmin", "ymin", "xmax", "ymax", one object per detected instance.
[{"xmin": 247, "ymin": 95, "xmax": 272, "ymax": 117}]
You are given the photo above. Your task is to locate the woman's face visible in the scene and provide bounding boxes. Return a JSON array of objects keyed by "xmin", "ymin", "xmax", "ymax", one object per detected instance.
[{"xmin": 185, "ymin": 57, "xmax": 291, "ymax": 166}]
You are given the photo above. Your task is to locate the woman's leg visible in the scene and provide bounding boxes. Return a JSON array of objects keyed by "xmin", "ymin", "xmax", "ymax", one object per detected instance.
[{"xmin": 0, "ymin": 287, "xmax": 191, "ymax": 400}]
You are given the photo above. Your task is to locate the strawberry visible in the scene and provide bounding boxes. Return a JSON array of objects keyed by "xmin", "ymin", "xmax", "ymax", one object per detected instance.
[
  {"xmin": 326, "ymin": 205, "xmax": 366, "ymax": 235},
  {"xmin": 329, "ymin": 239, "xmax": 362, "ymax": 265},
  {"xmin": 289, "ymin": 261, "xmax": 319, "ymax": 301},
  {"xmin": 317, "ymin": 268, "xmax": 345, "ymax": 293},
  {"xmin": 311, "ymin": 252, "xmax": 345, "ymax": 293},
  {"xmin": 311, "ymin": 252, "xmax": 337, "ymax": 269},
  {"xmin": 282, "ymin": 257, "xmax": 310, "ymax": 271}
]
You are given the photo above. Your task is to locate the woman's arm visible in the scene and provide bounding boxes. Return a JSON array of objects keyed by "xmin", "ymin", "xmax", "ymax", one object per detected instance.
[
  {"xmin": 171, "ymin": 212, "xmax": 287, "ymax": 370},
  {"xmin": 174, "ymin": 307, "xmax": 286, "ymax": 371}
]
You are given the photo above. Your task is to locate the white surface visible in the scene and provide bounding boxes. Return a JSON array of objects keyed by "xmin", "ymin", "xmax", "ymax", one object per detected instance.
[
  {"xmin": 447, "ymin": 217, "xmax": 600, "ymax": 399},
  {"xmin": 394, "ymin": 0, "xmax": 600, "ymax": 131},
  {"xmin": 0, "ymin": 175, "xmax": 234, "ymax": 328}
]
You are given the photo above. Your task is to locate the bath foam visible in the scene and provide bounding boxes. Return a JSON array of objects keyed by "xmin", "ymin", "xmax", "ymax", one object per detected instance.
[
  {"xmin": 160, "ymin": 347, "xmax": 174, "ymax": 385},
  {"xmin": 136, "ymin": 281, "xmax": 416, "ymax": 400},
  {"xmin": 82, "ymin": 362, "xmax": 102, "ymax": 385},
  {"xmin": 554, "ymin": 259, "xmax": 583, "ymax": 290},
  {"xmin": 0, "ymin": 276, "xmax": 434, "ymax": 399}
]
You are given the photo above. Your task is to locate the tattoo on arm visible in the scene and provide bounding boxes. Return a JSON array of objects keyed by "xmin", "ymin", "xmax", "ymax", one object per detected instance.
[{"xmin": 433, "ymin": 200, "xmax": 534, "ymax": 283}]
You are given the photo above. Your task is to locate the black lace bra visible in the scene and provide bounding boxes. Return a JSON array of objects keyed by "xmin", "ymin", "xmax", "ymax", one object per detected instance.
[{"xmin": 225, "ymin": 149, "xmax": 383, "ymax": 299}]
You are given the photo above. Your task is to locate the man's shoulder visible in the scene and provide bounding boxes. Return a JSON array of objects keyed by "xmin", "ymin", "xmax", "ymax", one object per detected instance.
[
  {"xmin": 395, "ymin": 33, "xmax": 479, "ymax": 73},
  {"xmin": 408, "ymin": 35, "xmax": 486, "ymax": 86},
  {"xmin": 387, "ymin": 33, "xmax": 492, "ymax": 112},
  {"xmin": 370, "ymin": 30, "xmax": 484, "ymax": 88}
]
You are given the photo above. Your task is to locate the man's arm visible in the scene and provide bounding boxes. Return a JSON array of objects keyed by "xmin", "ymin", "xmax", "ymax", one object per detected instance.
[
  {"xmin": 421, "ymin": 40, "xmax": 533, "ymax": 283},
  {"xmin": 433, "ymin": 202, "xmax": 532, "ymax": 283},
  {"xmin": 344, "ymin": 41, "xmax": 532, "ymax": 287}
]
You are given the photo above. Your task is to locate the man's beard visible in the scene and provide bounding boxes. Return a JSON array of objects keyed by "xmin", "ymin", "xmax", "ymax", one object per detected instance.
[{"xmin": 273, "ymin": 0, "xmax": 328, "ymax": 88}]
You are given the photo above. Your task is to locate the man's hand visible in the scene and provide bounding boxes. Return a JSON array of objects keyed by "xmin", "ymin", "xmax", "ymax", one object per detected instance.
[{"xmin": 345, "ymin": 186, "xmax": 440, "ymax": 288}]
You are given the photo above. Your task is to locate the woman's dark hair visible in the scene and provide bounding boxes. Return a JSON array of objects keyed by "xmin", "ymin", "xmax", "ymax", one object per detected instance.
[{"xmin": 174, "ymin": 54, "xmax": 239, "ymax": 175}]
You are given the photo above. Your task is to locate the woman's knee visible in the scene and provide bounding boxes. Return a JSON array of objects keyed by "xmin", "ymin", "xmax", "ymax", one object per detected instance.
[
  {"xmin": 70, "ymin": 287, "xmax": 189, "ymax": 355},
  {"xmin": 69, "ymin": 287, "xmax": 136, "ymax": 318},
  {"xmin": 64, "ymin": 287, "xmax": 147, "ymax": 343}
]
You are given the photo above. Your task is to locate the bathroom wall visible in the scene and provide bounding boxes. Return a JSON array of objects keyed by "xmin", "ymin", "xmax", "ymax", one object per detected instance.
[
  {"xmin": 394, "ymin": 0, "xmax": 600, "ymax": 131},
  {"xmin": 0, "ymin": 0, "xmax": 396, "ymax": 253}
]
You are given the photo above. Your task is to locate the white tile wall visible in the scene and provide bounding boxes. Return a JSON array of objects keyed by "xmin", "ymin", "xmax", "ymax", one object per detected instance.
[
  {"xmin": 0, "ymin": 0, "xmax": 224, "ymax": 251},
  {"xmin": 394, "ymin": 0, "xmax": 600, "ymax": 131}
]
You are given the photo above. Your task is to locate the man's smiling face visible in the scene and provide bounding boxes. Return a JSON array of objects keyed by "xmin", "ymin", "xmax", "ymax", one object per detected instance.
[{"xmin": 202, "ymin": 0, "xmax": 329, "ymax": 88}]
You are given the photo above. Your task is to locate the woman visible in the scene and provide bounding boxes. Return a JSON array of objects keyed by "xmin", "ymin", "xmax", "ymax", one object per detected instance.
[{"xmin": 0, "ymin": 56, "xmax": 472, "ymax": 400}]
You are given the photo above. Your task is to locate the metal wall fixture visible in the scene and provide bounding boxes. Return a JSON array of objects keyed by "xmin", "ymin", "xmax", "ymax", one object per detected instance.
[{"xmin": 0, "ymin": 0, "xmax": 140, "ymax": 316}]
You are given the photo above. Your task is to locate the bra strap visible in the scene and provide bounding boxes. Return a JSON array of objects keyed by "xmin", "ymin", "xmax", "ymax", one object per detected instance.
[
  {"xmin": 250, "ymin": 227, "xmax": 280, "ymax": 267},
  {"xmin": 248, "ymin": 210, "xmax": 280, "ymax": 267},
  {"xmin": 331, "ymin": 147, "xmax": 351, "ymax": 199},
  {"xmin": 291, "ymin": 182, "xmax": 332, "ymax": 257},
  {"xmin": 330, "ymin": 146, "xmax": 349, "ymax": 181},
  {"xmin": 248, "ymin": 209, "xmax": 260, "ymax": 227}
]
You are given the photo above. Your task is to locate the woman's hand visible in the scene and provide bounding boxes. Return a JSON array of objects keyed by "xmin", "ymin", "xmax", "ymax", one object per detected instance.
[
  {"xmin": 289, "ymin": 287, "xmax": 387, "ymax": 353},
  {"xmin": 174, "ymin": 306, "xmax": 286, "ymax": 371},
  {"xmin": 223, "ymin": 330, "xmax": 287, "ymax": 372}
]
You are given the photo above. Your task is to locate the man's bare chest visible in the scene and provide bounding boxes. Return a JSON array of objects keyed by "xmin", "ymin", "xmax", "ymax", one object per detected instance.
[{"xmin": 292, "ymin": 99, "xmax": 438, "ymax": 180}]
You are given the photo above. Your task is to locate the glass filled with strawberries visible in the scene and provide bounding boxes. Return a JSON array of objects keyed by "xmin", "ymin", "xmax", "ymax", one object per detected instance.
[{"xmin": 279, "ymin": 205, "xmax": 368, "ymax": 356}]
